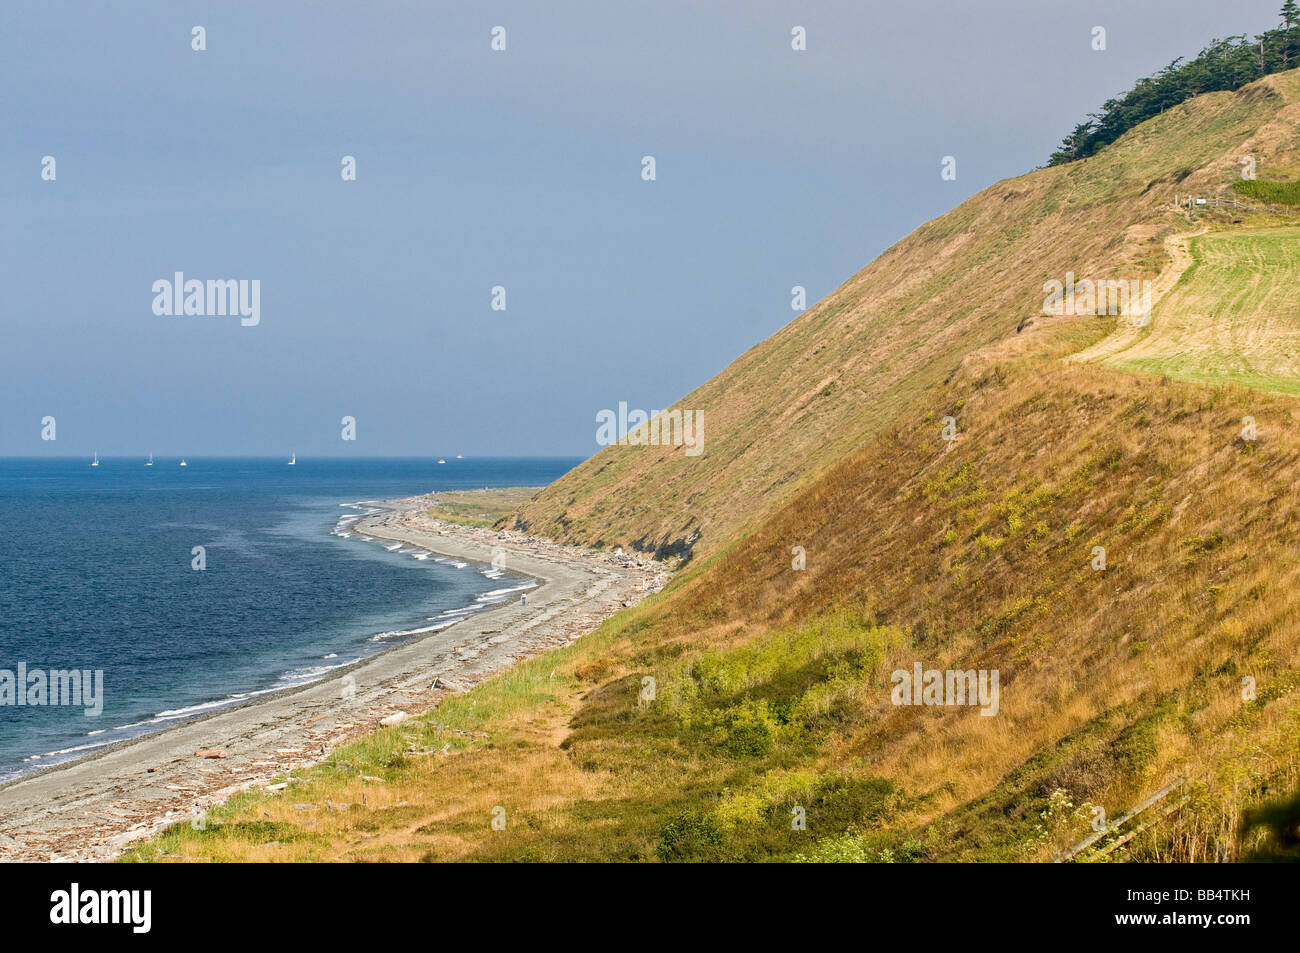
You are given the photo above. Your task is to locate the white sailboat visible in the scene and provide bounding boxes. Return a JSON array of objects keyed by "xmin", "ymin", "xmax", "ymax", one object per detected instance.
[
  {"xmin": 146, "ymin": 452, "xmax": 153, "ymax": 467},
  {"xmin": 91, "ymin": 452, "xmax": 99, "ymax": 467},
  {"xmin": 288, "ymin": 453, "xmax": 296, "ymax": 466},
  {"xmin": 179, "ymin": 459, "xmax": 188, "ymax": 467}
]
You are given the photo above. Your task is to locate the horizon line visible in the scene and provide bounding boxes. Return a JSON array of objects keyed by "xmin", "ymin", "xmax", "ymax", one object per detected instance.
[{"xmin": 0, "ymin": 454, "xmax": 588, "ymax": 461}]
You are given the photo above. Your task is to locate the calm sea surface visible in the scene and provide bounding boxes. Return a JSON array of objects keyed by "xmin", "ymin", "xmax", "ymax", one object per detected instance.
[{"xmin": 0, "ymin": 457, "xmax": 579, "ymax": 781}]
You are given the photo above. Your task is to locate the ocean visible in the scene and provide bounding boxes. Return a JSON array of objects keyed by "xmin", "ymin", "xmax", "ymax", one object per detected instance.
[{"xmin": 0, "ymin": 457, "xmax": 579, "ymax": 782}]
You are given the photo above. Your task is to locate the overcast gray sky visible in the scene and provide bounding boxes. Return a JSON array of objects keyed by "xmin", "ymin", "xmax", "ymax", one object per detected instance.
[{"xmin": 0, "ymin": 0, "xmax": 1283, "ymax": 456}]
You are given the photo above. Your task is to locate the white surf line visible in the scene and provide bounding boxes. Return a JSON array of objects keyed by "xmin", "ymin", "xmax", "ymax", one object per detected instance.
[
  {"xmin": 0, "ymin": 499, "xmax": 652, "ymax": 863},
  {"xmin": 346, "ymin": 501, "xmax": 558, "ymax": 600}
]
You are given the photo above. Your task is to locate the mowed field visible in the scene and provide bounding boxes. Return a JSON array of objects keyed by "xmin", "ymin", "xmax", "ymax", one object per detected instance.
[{"xmin": 1095, "ymin": 227, "xmax": 1300, "ymax": 395}]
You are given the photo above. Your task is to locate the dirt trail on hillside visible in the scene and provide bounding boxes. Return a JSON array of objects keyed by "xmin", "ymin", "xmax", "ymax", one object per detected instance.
[
  {"xmin": 0, "ymin": 500, "xmax": 665, "ymax": 862},
  {"xmin": 1068, "ymin": 227, "xmax": 1207, "ymax": 365}
]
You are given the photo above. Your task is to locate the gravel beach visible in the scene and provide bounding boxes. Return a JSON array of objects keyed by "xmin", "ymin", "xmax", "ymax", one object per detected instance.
[{"xmin": 0, "ymin": 497, "xmax": 665, "ymax": 862}]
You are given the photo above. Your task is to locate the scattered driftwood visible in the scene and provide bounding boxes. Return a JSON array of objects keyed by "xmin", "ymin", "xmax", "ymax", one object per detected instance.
[
  {"xmin": 1056, "ymin": 777, "xmax": 1186, "ymax": 863},
  {"xmin": 3, "ymin": 499, "xmax": 662, "ymax": 862}
]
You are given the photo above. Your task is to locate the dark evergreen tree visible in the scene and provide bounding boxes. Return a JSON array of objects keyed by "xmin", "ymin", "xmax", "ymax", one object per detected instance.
[{"xmin": 1048, "ymin": 7, "xmax": 1300, "ymax": 166}]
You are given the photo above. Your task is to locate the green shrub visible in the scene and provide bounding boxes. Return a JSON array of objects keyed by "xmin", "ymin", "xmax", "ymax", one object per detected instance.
[
  {"xmin": 1231, "ymin": 179, "xmax": 1300, "ymax": 205},
  {"xmin": 656, "ymin": 811, "xmax": 726, "ymax": 860}
]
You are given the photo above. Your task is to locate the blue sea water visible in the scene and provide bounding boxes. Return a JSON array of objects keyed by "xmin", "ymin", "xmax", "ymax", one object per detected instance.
[{"xmin": 0, "ymin": 457, "xmax": 579, "ymax": 782}]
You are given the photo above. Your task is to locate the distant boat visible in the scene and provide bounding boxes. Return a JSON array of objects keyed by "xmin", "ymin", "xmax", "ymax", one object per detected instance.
[
  {"xmin": 91, "ymin": 452, "xmax": 99, "ymax": 467},
  {"xmin": 438, "ymin": 459, "xmax": 446, "ymax": 464},
  {"xmin": 179, "ymin": 459, "xmax": 188, "ymax": 467},
  {"xmin": 146, "ymin": 452, "xmax": 153, "ymax": 467},
  {"xmin": 288, "ymin": 453, "xmax": 296, "ymax": 466},
  {"xmin": 456, "ymin": 455, "xmax": 463, "ymax": 459}
]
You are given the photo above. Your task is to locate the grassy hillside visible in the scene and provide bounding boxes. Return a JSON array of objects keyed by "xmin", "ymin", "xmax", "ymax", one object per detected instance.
[
  {"xmin": 509, "ymin": 72, "xmax": 1300, "ymax": 562},
  {"xmin": 133, "ymin": 72, "xmax": 1300, "ymax": 863},
  {"xmin": 129, "ymin": 354, "xmax": 1300, "ymax": 862}
]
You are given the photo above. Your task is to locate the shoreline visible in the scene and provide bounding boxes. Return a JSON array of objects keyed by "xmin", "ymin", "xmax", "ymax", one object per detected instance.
[
  {"xmin": 0, "ymin": 496, "xmax": 665, "ymax": 862},
  {"xmin": 0, "ymin": 499, "xmax": 506, "ymax": 789}
]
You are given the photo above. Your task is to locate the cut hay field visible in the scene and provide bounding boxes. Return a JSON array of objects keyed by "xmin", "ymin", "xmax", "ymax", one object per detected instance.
[{"xmin": 1095, "ymin": 227, "xmax": 1300, "ymax": 395}]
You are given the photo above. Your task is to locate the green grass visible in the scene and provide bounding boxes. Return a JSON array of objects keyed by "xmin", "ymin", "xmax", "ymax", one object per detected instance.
[
  {"xmin": 1102, "ymin": 227, "xmax": 1300, "ymax": 395},
  {"xmin": 126, "ymin": 607, "xmax": 923, "ymax": 862},
  {"xmin": 427, "ymin": 487, "xmax": 541, "ymax": 528},
  {"xmin": 1231, "ymin": 178, "xmax": 1300, "ymax": 205}
]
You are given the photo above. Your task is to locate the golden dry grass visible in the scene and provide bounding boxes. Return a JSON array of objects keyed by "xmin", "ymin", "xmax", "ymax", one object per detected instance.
[
  {"xmin": 132, "ymin": 352, "xmax": 1300, "ymax": 862},
  {"xmin": 132, "ymin": 73, "xmax": 1300, "ymax": 864},
  {"xmin": 426, "ymin": 486, "xmax": 541, "ymax": 528},
  {"xmin": 508, "ymin": 71, "xmax": 1300, "ymax": 563}
]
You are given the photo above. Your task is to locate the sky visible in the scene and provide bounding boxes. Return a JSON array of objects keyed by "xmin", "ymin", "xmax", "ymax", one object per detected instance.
[{"xmin": 0, "ymin": 0, "xmax": 1285, "ymax": 457}]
